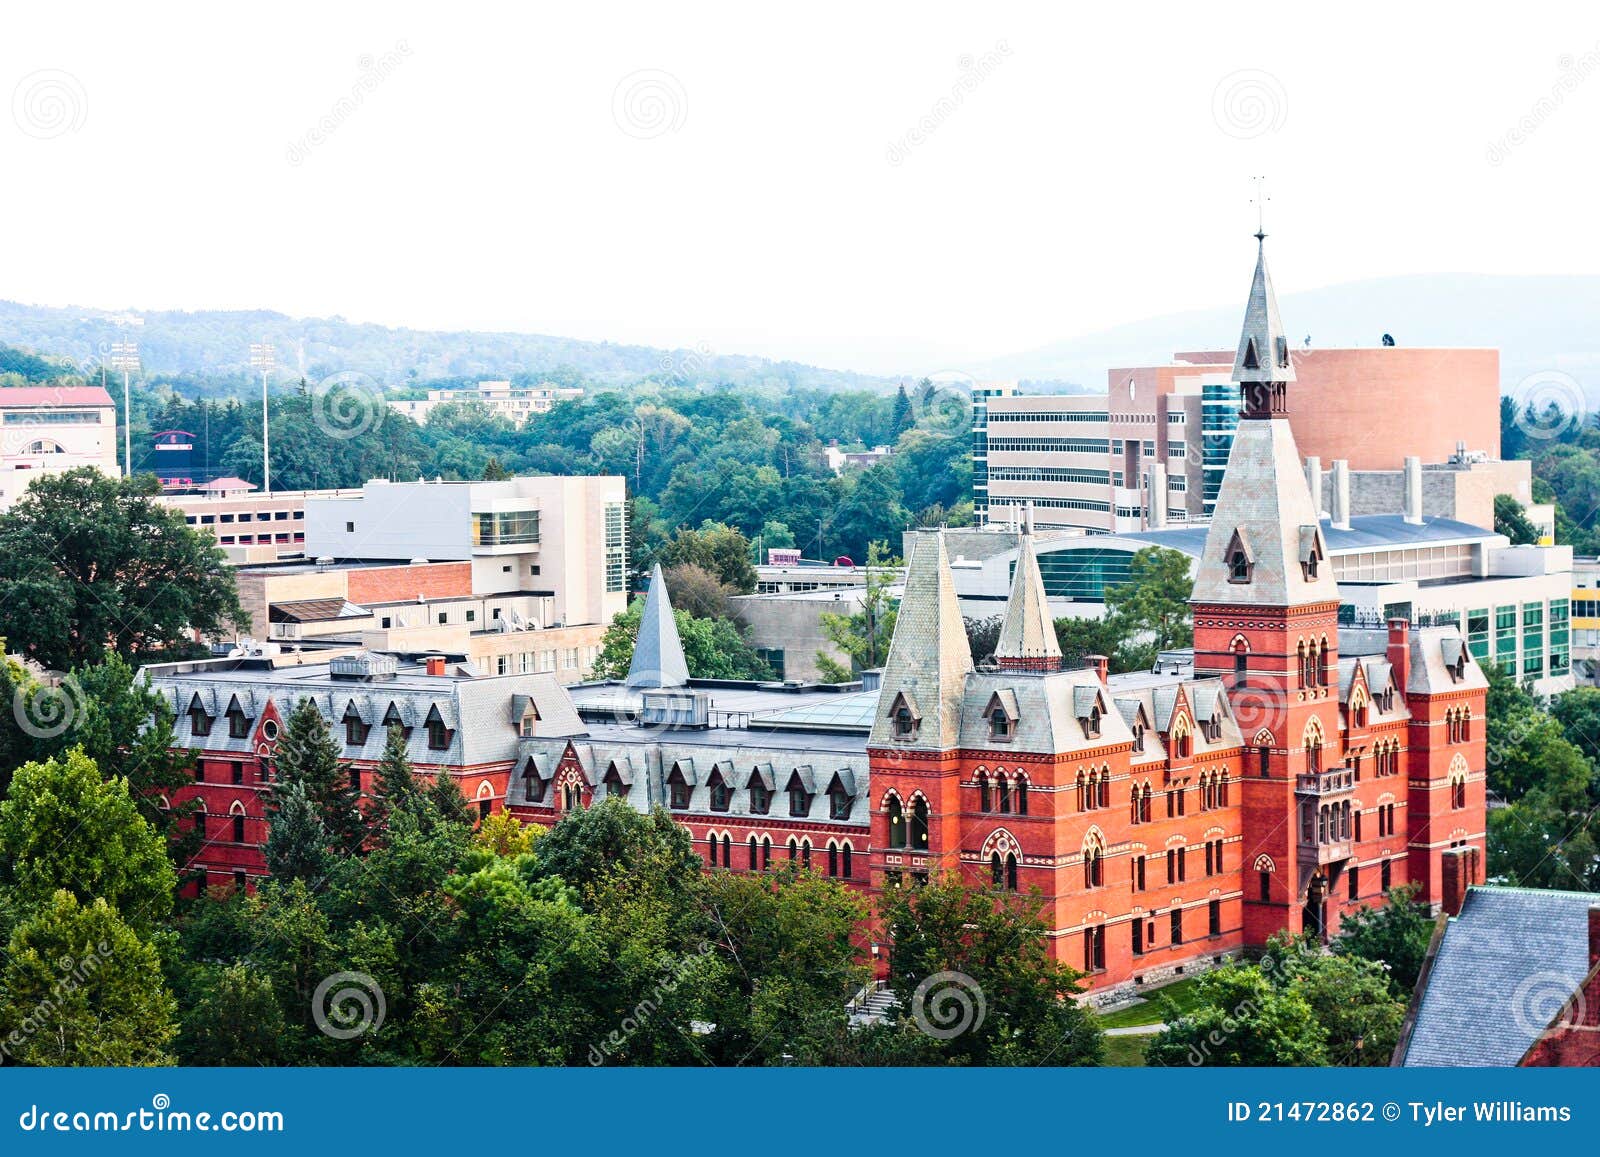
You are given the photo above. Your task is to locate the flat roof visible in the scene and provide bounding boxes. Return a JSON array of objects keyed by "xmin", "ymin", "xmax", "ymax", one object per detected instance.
[
  {"xmin": 0, "ymin": 386, "xmax": 115, "ymax": 407},
  {"xmin": 1117, "ymin": 514, "xmax": 1495, "ymax": 558}
]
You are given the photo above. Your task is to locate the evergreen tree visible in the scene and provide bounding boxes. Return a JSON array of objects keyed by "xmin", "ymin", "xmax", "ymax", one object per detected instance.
[
  {"xmin": 264, "ymin": 780, "xmax": 330, "ymax": 884},
  {"xmin": 272, "ymin": 698, "xmax": 364, "ymax": 855},
  {"xmin": 481, "ymin": 456, "xmax": 509, "ymax": 481},
  {"xmin": 427, "ymin": 772, "xmax": 473, "ymax": 828},
  {"xmin": 889, "ymin": 384, "xmax": 915, "ymax": 439},
  {"xmin": 177, "ymin": 962, "xmax": 287, "ymax": 1065},
  {"xmin": 373, "ymin": 723, "xmax": 421, "ymax": 826}
]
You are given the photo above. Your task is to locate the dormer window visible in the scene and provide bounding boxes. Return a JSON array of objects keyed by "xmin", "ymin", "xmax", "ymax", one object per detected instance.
[
  {"xmin": 345, "ymin": 714, "xmax": 370, "ymax": 746},
  {"xmin": 990, "ymin": 706, "xmax": 1012, "ymax": 740},
  {"xmin": 1243, "ymin": 337, "xmax": 1260, "ymax": 370},
  {"xmin": 985, "ymin": 691, "xmax": 1018, "ymax": 742},
  {"xmin": 709, "ymin": 778, "xmax": 731, "ymax": 812},
  {"xmin": 828, "ymin": 784, "xmax": 853, "ymax": 820},
  {"xmin": 789, "ymin": 786, "xmax": 810, "ymax": 817},
  {"xmin": 383, "ymin": 704, "xmax": 412, "ymax": 740},
  {"xmin": 1225, "ymin": 529, "xmax": 1254, "ymax": 585},
  {"xmin": 188, "ymin": 705, "xmax": 213, "ymax": 737},
  {"xmin": 1132, "ymin": 723, "xmax": 1146, "ymax": 752},
  {"xmin": 226, "ymin": 705, "xmax": 251, "ymax": 739},
  {"xmin": 889, "ymin": 692, "xmax": 921, "ymax": 740},
  {"xmin": 519, "ymin": 708, "xmax": 539, "ymax": 737},
  {"xmin": 1084, "ymin": 706, "xmax": 1101, "ymax": 740},
  {"xmin": 751, "ymin": 782, "xmax": 771, "ymax": 814}
]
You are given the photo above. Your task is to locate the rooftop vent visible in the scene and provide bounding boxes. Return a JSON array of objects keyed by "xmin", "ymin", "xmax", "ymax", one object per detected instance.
[{"xmin": 329, "ymin": 653, "xmax": 399, "ymax": 681}]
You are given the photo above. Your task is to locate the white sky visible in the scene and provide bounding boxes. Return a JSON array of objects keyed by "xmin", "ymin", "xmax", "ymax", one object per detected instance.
[{"xmin": 4, "ymin": 2, "xmax": 1599, "ymax": 375}]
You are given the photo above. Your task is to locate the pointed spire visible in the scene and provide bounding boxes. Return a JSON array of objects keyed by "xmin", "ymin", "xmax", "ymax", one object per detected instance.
[
  {"xmin": 870, "ymin": 532, "xmax": 973, "ymax": 750},
  {"xmin": 626, "ymin": 563, "xmax": 689, "ymax": 688},
  {"xmin": 995, "ymin": 532, "xmax": 1062, "ymax": 672},
  {"xmin": 1231, "ymin": 233, "xmax": 1295, "ymax": 387}
]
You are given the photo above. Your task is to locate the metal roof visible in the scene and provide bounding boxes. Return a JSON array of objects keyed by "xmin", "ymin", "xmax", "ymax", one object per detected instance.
[{"xmin": 1119, "ymin": 513, "xmax": 1495, "ymax": 559}]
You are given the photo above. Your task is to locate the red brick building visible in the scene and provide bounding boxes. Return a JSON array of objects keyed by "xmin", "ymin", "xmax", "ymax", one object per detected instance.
[{"xmin": 868, "ymin": 233, "xmax": 1488, "ymax": 995}]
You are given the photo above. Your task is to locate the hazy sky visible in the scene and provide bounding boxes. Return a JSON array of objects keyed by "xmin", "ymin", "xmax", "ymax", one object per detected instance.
[{"xmin": 5, "ymin": 3, "xmax": 1599, "ymax": 374}]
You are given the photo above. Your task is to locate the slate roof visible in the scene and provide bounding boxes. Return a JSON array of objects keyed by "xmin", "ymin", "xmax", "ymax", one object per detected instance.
[
  {"xmin": 1407, "ymin": 626, "xmax": 1488, "ymax": 695},
  {"xmin": 1190, "ymin": 418, "xmax": 1341, "ymax": 607},
  {"xmin": 1402, "ymin": 886, "xmax": 1600, "ymax": 1066},
  {"xmin": 627, "ymin": 564, "xmax": 690, "ymax": 689},
  {"xmin": 870, "ymin": 532, "xmax": 974, "ymax": 749},
  {"xmin": 995, "ymin": 533, "xmax": 1062, "ymax": 664},
  {"xmin": 1232, "ymin": 235, "xmax": 1295, "ymax": 384}
]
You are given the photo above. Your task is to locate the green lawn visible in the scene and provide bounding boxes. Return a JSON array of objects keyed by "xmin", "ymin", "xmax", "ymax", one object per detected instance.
[
  {"xmin": 1102, "ymin": 1034, "xmax": 1148, "ymax": 1066},
  {"xmin": 1093, "ymin": 976, "xmax": 1205, "ymax": 1030}
]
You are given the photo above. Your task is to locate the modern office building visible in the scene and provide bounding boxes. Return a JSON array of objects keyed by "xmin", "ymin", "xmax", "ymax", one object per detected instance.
[
  {"xmin": 0, "ymin": 385, "xmax": 120, "ymax": 510},
  {"xmin": 388, "ymin": 380, "xmax": 583, "ymax": 427},
  {"xmin": 973, "ymin": 346, "xmax": 1502, "ymax": 534}
]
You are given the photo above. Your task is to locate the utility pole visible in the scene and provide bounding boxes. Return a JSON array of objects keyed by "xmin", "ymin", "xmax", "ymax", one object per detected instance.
[
  {"xmin": 109, "ymin": 341, "xmax": 140, "ymax": 477},
  {"xmin": 250, "ymin": 343, "xmax": 276, "ymax": 493}
]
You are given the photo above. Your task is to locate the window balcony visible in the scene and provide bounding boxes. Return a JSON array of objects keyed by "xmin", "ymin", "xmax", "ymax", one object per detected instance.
[{"xmin": 1295, "ymin": 768, "xmax": 1355, "ymax": 797}]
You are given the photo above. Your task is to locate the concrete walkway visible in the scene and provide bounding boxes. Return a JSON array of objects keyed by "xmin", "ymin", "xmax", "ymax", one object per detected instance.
[{"xmin": 1104, "ymin": 1023, "xmax": 1167, "ymax": 1036}]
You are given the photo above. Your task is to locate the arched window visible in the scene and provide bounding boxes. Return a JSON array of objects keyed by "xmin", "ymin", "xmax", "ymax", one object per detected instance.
[
  {"xmin": 722, "ymin": 833, "xmax": 732, "ymax": 865},
  {"xmin": 1016, "ymin": 776, "xmax": 1029, "ymax": 816},
  {"xmin": 998, "ymin": 775, "xmax": 1012, "ymax": 814},
  {"xmin": 977, "ymin": 771, "xmax": 990, "ymax": 812},
  {"xmin": 886, "ymin": 794, "xmax": 906, "ymax": 848},
  {"xmin": 787, "ymin": 837, "xmax": 798, "ymax": 861},
  {"xmin": 1304, "ymin": 719, "xmax": 1324, "ymax": 776},
  {"xmin": 748, "ymin": 835, "xmax": 758, "ymax": 870},
  {"xmin": 762, "ymin": 836, "xmax": 772, "ymax": 867},
  {"xmin": 841, "ymin": 842, "xmax": 852, "ymax": 879},
  {"xmin": 1005, "ymin": 853, "xmax": 1019, "ymax": 892},
  {"xmin": 801, "ymin": 838, "xmax": 812, "ymax": 869},
  {"xmin": 1083, "ymin": 836, "xmax": 1104, "ymax": 889},
  {"xmin": 910, "ymin": 796, "xmax": 930, "ymax": 851},
  {"xmin": 991, "ymin": 851, "xmax": 1004, "ymax": 889},
  {"xmin": 1076, "ymin": 770, "xmax": 1088, "ymax": 811},
  {"xmin": 229, "ymin": 800, "xmax": 247, "ymax": 844},
  {"xmin": 828, "ymin": 842, "xmax": 840, "ymax": 878},
  {"xmin": 1297, "ymin": 639, "xmax": 1310, "ymax": 687},
  {"xmin": 1099, "ymin": 765, "xmax": 1111, "ymax": 808}
]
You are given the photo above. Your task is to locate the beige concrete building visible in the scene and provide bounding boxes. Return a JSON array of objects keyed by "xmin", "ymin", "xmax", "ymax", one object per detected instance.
[{"xmin": 0, "ymin": 386, "xmax": 120, "ymax": 511}]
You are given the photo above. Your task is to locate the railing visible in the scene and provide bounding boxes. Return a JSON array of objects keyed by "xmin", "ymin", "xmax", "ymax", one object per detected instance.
[{"xmin": 1295, "ymin": 768, "xmax": 1355, "ymax": 795}]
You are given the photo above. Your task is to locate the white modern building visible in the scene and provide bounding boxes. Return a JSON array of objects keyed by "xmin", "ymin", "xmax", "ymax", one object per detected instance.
[
  {"xmin": 0, "ymin": 386, "xmax": 120, "ymax": 510},
  {"xmin": 389, "ymin": 380, "xmax": 583, "ymax": 428},
  {"xmin": 303, "ymin": 475, "xmax": 629, "ymax": 631}
]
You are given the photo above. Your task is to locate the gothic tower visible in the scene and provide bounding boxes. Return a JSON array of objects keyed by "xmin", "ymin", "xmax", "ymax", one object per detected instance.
[{"xmin": 1192, "ymin": 231, "xmax": 1350, "ymax": 945}]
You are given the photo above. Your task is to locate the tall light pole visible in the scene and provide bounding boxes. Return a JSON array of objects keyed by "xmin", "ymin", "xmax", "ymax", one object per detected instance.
[
  {"xmin": 250, "ymin": 343, "xmax": 275, "ymax": 493},
  {"xmin": 109, "ymin": 341, "xmax": 140, "ymax": 478}
]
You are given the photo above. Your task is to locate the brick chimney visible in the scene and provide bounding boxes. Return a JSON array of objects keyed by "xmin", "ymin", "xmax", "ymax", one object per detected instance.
[
  {"xmin": 1386, "ymin": 619, "xmax": 1410, "ymax": 694},
  {"xmin": 1085, "ymin": 654, "xmax": 1109, "ymax": 685},
  {"xmin": 424, "ymin": 655, "xmax": 447, "ymax": 676},
  {"xmin": 1441, "ymin": 846, "xmax": 1471, "ymax": 916}
]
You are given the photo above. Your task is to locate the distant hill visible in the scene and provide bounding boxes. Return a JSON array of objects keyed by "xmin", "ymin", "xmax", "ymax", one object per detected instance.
[
  {"xmin": 973, "ymin": 273, "xmax": 1600, "ymax": 400},
  {"xmin": 0, "ymin": 300, "xmax": 891, "ymax": 392}
]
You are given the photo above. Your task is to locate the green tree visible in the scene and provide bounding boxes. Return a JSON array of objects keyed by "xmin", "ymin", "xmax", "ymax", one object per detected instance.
[
  {"xmin": 1145, "ymin": 965, "xmax": 1328, "ymax": 1066},
  {"xmin": 531, "ymin": 798, "xmax": 702, "ymax": 900},
  {"xmin": 816, "ymin": 540, "xmax": 899, "ymax": 680},
  {"xmin": 0, "ymin": 891, "xmax": 177, "ymax": 1066},
  {"xmin": 480, "ymin": 455, "xmax": 510, "ymax": 481},
  {"xmin": 590, "ymin": 600, "xmax": 772, "ymax": 682},
  {"xmin": 177, "ymin": 962, "xmax": 288, "ymax": 1065},
  {"xmin": 426, "ymin": 772, "xmax": 473, "ymax": 828},
  {"xmin": 1332, "ymin": 884, "xmax": 1436, "ymax": 995},
  {"xmin": 372, "ymin": 722, "xmax": 421, "ymax": 827},
  {"xmin": 0, "ymin": 468, "xmax": 247, "ymax": 670},
  {"xmin": 0, "ymin": 749, "xmax": 175, "ymax": 933},
  {"xmin": 658, "ymin": 522, "xmax": 758, "ymax": 592},
  {"xmin": 889, "ymin": 384, "xmax": 915, "ymax": 439},
  {"xmin": 1267, "ymin": 933, "xmax": 1405, "ymax": 1064},
  {"xmin": 1105, "ymin": 546, "xmax": 1194, "ymax": 651},
  {"xmin": 264, "ymin": 779, "xmax": 330, "ymax": 884},
  {"xmin": 272, "ymin": 698, "xmax": 364, "ymax": 855},
  {"xmin": 880, "ymin": 874, "xmax": 1103, "ymax": 1066},
  {"xmin": 1494, "ymin": 493, "xmax": 1540, "ymax": 545}
]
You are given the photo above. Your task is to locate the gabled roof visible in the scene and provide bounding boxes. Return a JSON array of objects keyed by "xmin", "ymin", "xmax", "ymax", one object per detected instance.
[
  {"xmin": 827, "ymin": 767, "xmax": 857, "ymax": 797},
  {"xmin": 746, "ymin": 762, "xmax": 776, "ymax": 791},
  {"xmin": 787, "ymin": 765, "xmax": 817, "ymax": 793},
  {"xmin": 1231, "ymin": 235, "xmax": 1295, "ymax": 384},
  {"xmin": 1191, "ymin": 419, "xmax": 1341, "ymax": 607},
  {"xmin": 1403, "ymin": 886, "xmax": 1599, "ymax": 1066},
  {"xmin": 667, "ymin": 757, "xmax": 698, "ymax": 785},
  {"xmin": 995, "ymin": 533, "xmax": 1062, "ymax": 667},
  {"xmin": 986, "ymin": 688, "xmax": 1019, "ymax": 719},
  {"xmin": 627, "ymin": 563, "xmax": 690, "ymax": 689},
  {"xmin": 1407, "ymin": 627, "xmax": 1489, "ymax": 694},
  {"xmin": 870, "ymin": 532, "xmax": 974, "ymax": 749}
]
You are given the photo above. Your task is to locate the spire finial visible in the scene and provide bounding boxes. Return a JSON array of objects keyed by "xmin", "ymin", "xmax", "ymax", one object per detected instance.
[{"xmin": 1251, "ymin": 175, "xmax": 1269, "ymax": 242}]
